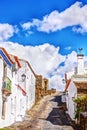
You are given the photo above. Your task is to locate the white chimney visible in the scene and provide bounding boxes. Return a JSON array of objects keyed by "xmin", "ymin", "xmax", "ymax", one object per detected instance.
[{"xmin": 77, "ymin": 48, "xmax": 84, "ymax": 75}]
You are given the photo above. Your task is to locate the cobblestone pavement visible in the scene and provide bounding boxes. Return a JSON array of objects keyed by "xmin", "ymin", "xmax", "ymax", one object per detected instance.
[{"xmin": 6, "ymin": 92, "xmax": 75, "ymax": 130}]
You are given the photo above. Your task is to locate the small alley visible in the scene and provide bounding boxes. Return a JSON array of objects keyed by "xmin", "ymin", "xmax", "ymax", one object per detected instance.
[{"xmin": 5, "ymin": 92, "xmax": 76, "ymax": 130}]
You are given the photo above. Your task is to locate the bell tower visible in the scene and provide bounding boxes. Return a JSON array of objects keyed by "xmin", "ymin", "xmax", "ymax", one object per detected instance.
[{"xmin": 77, "ymin": 48, "xmax": 84, "ymax": 75}]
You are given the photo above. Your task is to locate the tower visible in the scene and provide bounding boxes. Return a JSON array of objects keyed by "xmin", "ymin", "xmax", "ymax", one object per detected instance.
[{"xmin": 77, "ymin": 48, "xmax": 84, "ymax": 75}]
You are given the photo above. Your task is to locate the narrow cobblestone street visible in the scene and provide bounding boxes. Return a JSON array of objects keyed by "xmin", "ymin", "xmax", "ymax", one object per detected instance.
[{"xmin": 7, "ymin": 92, "xmax": 75, "ymax": 130}]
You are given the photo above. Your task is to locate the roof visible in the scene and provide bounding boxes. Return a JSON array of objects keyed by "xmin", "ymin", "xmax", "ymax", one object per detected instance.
[
  {"xmin": 13, "ymin": 55, "xmax": 21, "ymax": 68},
  {"xmin": 0, "ymin": 47, "xmax": 14, "ymax": 67},
  {"xmin": 65, "ymin": 79, "xmax": 71, "ymax": 92},
  {"xmin": 9, "ymin": 54, "xmax": 21, "ymax": 68},
  {"xmin": 74, "ymin": 82, "xmax": 87, "ymax": 89},
  {"xmin": 65, "ymin": 80, "xmax": 87, "ymax": 92}
]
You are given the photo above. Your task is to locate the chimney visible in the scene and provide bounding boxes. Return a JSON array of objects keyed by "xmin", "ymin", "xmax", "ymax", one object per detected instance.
[{"xmin": 77, "ymin": 48, "xmax": 84, "ymax": 75}]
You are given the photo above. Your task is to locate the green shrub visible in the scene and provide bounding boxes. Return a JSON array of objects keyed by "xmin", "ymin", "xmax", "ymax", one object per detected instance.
[{"xmin": 0, "ymin": 128, "xmax": 10, "ymax": 130}]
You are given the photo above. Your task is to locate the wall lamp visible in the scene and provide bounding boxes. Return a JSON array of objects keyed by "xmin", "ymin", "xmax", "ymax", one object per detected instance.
[{"xmin": 21, "ymin": 74, "xmax": 26, "ymax": 82}]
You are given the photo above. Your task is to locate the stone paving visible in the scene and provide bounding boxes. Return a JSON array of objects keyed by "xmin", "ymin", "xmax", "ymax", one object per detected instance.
[{"xmin": 6, "ymin": 92, "xmax": 74, "ymax": 130}]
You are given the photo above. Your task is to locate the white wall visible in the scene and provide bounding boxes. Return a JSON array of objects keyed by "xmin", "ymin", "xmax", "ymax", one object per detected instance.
[
  {"xmin": 66, "ymin": 81, "xmax": 77, "ymax": 120},
  {"xmin": 0, "ymin": 58, "xmax": 36, "ymax": 128},
  {"xmin": 0, "ymin": 59, "xmax": 4, "ymax": 128},
  {"xmin": 61, "ymin": 93, "xmax": 66, "ymax": 102},
  {"xmin": 24, "ymin": 61, "xmax": 36, "ymax": 110}
]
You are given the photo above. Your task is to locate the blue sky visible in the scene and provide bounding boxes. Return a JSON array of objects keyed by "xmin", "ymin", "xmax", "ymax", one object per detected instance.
[
  {"xmin": 0, "ymin": 0, "xmax": 87, "ymax": 54},
  {"xmin": 0, "ymin": 0, "xmax": 87, "ymax": 90}
]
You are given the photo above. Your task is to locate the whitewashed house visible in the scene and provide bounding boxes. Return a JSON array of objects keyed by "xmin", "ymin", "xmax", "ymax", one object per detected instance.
[
  {"xmin": 65, "ymin": 79, "xmax": 87, "ymax": 120},
  {"xmin": 0, "ymin": 47, "xmax": 14, "ymax": 127},
  {"xmin": 64, "ymin": 49, "xmax": 87, "ymax": 120},
  {"xmin": 65, "ymin": 80, "xmax": 77, "ymax": 120},
  {"xmin": 17, "ymin": 59, "xmax": 36, "ymax": 113},
  {"xmin": 0, "ymin": 48, "xmax": 36, "ymax": 128}
]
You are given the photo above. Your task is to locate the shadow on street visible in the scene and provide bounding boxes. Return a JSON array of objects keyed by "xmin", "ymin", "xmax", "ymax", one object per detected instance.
[{"xmin": 46, "ymin": 95, "xmax": 79, "ymax": 130}]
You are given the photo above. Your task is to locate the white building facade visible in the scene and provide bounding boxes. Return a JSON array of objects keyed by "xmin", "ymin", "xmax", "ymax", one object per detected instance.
[
  {"xmin": 65, "ymin": 80, "xmax": 77, "ymax": 120},
  {"xmin": 64, "ymin": 49, "xmax": 87, "ymax": 121},
  {"xmin": 0, "ymin": 48, "xmax": 36, "ymax": 128}
]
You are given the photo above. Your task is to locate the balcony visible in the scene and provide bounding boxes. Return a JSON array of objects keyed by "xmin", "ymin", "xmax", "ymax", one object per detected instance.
[
  {"xmin": 2, "ymin": 88, "xmax": 11, "ymax": 96},
  {"xmin": 2, "ymin": 77, "xmax": 12, "ymax": 96}
]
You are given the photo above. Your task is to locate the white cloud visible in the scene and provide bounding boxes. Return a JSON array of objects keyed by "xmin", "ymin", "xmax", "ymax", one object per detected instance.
[
  {"xmin": 14, "ymin": 25, "xmax": 19, "ymax": 34},
  {"xmin": 21, "ymin": 2, "xmax": 87, "ymax": 33},
  {"xmin": 56, "ymin": 51, "xmax": 77, "ymax": 75},
  {"xmin": 49, "ymin": 75, "xmax": 65, "ymax": 91},
  {"xmin": 65, "ymin": 46, "xmax": 72, "ymax": 50},
  {"xmin": 72, "ymin": 26, "xmax": 86, "ymax": 34},
  {"xmin": 5, "ymin": 43, "xmax": 65, "ymax": 77},
  {"xmin": 0, "ymin": 23, "xmax": 15, "ymax": 41},
  {"xmin": 22, "ymin": 22, "xmax": 33, "ymax": 30},
  {"xmin": 0, "ymin": 42, "xmax": 79, "ymax": 91}
]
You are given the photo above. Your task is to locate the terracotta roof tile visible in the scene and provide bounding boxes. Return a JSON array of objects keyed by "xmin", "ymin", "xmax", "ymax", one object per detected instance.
[
  {"xmin": 65, "ymin": 79, "xmax": 71, "ymax": 91},
  {"xmin": 14, "ymin": 56, "xmax": 21, "ymax": 68}
]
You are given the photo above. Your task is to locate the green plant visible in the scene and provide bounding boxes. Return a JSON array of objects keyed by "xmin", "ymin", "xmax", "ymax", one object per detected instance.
[
  {"xmin": 0, "ymin": 128, "xmax": 10, "ymax": 130},
  {"xmin": 73, "ymin": 95, "xmax": 87, "ymax": 103},
  {"xmin": 74, "ymin": 95, "xmax": 87, "ymax": 119},
  {"xmin": 74, "ymin": 107, "xmax": 82, "ymax": 119}
]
